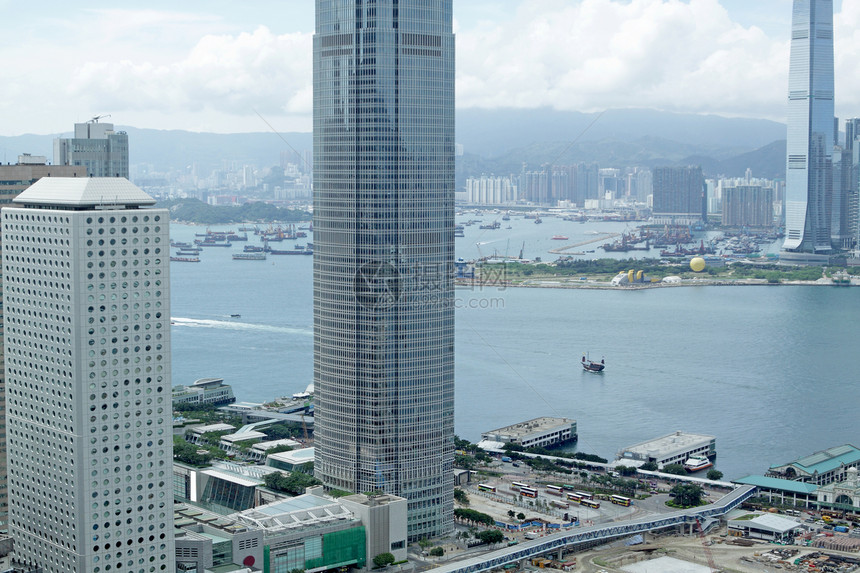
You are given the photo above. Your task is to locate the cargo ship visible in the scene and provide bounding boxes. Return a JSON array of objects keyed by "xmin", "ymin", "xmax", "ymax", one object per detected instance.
[
  {"xmin": 233, "ymin": 253, "xmax": 266, "ymax": 261},
  {"xmin": 170, "ymin": 256, "xmax": 200, "ymax": 263}
]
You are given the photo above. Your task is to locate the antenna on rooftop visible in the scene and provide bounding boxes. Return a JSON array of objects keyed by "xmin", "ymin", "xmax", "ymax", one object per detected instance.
[{"xmin": 90, "ymin": 114, "xmax": 111, "ymax": 123}]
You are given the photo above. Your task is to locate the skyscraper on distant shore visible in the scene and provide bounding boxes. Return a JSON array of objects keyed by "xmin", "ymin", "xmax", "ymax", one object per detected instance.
[
  {"xmin": 312, "ymin": 0, "xmax": 455, "ymax": 540},
  {"xmin": 651, "ymin": 166, "xmax": 706, "ymax": 225},
  {"xmin": 783, "ymin": 0, "xmax": 835, "ymax": 257},
  {"xmin": 3, "ymin": 178, "xmax": 174, "ymax": 573},
  {"xmin": 54, "ymin": 118, "xmax": 130, "ymax": 178}
]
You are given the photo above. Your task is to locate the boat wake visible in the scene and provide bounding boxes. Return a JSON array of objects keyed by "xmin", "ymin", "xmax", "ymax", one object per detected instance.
[{"xmin": 170, "ymin": 317, "xmax": 311, "ymax": 336}]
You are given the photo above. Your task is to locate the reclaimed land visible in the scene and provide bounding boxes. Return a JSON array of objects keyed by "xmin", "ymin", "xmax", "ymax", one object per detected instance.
[{"xmin": 458, "ymin": 260, "xmax": 859, "ymax": 289}]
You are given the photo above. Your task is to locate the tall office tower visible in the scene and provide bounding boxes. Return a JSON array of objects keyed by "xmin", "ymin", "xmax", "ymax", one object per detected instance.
[
  {"xmin": 312, "ymin": 1, "xmax": 455, "ymax": 540},
  {"xmin": 0, "ymin": 158, "xmax": 87, "ymax": 532},
  {"xmin": 54, "ymin": 119, "xmax": 130, "ymax": 178},
  {"xmin": 651, "ymin": 166, "xmax": 707, "ymax": 225},
  {"xmin": 3, "ymin": 178, "xmax": 175, "ymax": 573},
  {"xmin": 783, "ymin": 0, "xmax": 835, "ymax": 255}
]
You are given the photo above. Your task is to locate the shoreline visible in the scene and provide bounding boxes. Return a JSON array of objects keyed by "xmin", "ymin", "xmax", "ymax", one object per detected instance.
[{"xmin": 456, "ymin": 278, "xmax": 858, "ymax": 290}]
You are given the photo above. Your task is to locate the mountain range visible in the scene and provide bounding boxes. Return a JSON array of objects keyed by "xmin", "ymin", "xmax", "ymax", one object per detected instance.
[{"xmin": 0, "ymin": 108, "xmax": 788, "ymax": 181}]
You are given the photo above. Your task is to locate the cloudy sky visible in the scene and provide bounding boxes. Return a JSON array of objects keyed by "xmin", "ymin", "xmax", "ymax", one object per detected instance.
[{"xmin": 2, "ymin": 0, "xmax": 856, "ymax": 135}]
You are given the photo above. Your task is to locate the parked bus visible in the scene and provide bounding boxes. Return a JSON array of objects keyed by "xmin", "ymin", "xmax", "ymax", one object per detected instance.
[
  {"xmin": 477, "ymin": 484, "xmax": 496, "ymax": 493},
  {"xmin": 546, "ymin": 485, "xmax": 564, "ymax": 496},
  {"xmin": 562, "ymin": 484, "xmax": 577, "ymax": 491},
  {"xmin": 610, "ymin": 495, "xmax": 631, "ymax": 507},
  {"xmin": 520, "ymin": 486, "xmax": 538, "ymax": 498},
  {"xmin": 511, "ymin": 481, "xmax": 529, "ymax": 490},
  {"xmin": 551, "ymin": 500, "xmax": 570, "ymax": 509},
  {"xmin": 566, "ymin": 493, "xmax": 582, "ymax": 504},
  {"xmin": 581, "ymin": 499, "xmax": 600, "ymax": 509},
  {"xmin": 575, "ymin": 491, "xmax": 594, "ymax": 500}
]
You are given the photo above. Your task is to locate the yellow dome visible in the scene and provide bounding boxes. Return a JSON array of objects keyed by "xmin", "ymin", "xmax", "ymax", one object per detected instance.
[{"xmin": 690, "ymin": 257, "xmax": 706, "ymax": 272}]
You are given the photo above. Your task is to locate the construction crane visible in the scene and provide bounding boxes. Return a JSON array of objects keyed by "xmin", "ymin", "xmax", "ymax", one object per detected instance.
[{"xmin": 695, "ymin": 518, "xmax": 718, "ymax": 572}]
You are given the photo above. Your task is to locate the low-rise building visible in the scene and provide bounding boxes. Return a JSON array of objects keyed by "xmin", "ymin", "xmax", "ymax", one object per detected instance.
[
  {"xmin": 733, "ymin": 475, "xmax": 820, "ymax": 509},
  {"xmin": 174, "ymin": 487, "xmax": 407, "ymax": 573},
  {"xmin": 481, "ymin": 417, "xmax": 577, "ymax": 449},
  {"xmin": 616, "ymin": 431, "xmax": 715, "ymax": 468},
  {"xmin": 268, "ymin": 447, "xmax": 315, "ymax": 472},
  {"xmin": 767, "ymin": 444, "xmax": 860, "ymax": 486},
  {"xmin": 727, "ymin": 513, "xmax": 802, "ymax": 542}
]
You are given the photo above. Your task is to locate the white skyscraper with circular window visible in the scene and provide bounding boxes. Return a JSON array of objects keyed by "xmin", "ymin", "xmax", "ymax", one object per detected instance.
[
  {"xmin": 312, "ymin": 0, "xmax": 455, "ymax": 540},
  {"xmin": 3, "ymin": 178, "xmax": 175, "ymax": 573}
]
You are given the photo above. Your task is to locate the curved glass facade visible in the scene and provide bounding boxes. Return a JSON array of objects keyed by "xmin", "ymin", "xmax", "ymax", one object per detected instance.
[
  {"xmin": 312, "ymin": 0, "xmax": 455, "ymax": 539},
  {"xmin": 784, "ymin": 0, "xmax": 835, "ymax": 253}
]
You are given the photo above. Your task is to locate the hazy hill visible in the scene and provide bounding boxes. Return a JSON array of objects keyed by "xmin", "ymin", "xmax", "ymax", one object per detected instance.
[
  {"xmin": 0, "ymin": 108, "xmax": 786, "ymax": 178},
  {"xmin": 456, "ymin": 108, "xmax": 786, "ymax": 158}
]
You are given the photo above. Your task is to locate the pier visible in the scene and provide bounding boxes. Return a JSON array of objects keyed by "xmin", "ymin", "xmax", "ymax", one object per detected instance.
[{"xmin": 548, "ymin": 233, "xmax": 619, "ymax": 254}]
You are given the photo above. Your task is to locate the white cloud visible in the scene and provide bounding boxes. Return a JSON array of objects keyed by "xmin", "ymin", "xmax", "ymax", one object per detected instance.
[
  {"xmin": 456, "ymin": 0, "xmax": 791, "ymax": 119},
  {"xmin": 69, "ymin": 26, "xmax": 312, "ymax": 124},
  {"xmin": 4, "ymin": 0, "xmax": 860, "ymax": 135}
]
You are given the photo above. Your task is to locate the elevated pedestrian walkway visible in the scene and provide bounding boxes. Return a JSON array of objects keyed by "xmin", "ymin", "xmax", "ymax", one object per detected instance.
[{"xmin": 431, "ymin": 485, "xmax": 757, "ymax": 573}]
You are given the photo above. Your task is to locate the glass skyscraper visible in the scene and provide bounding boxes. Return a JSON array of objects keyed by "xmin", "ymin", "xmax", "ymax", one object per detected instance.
[
  {"xmin": 312, "ymin": 1, "xmax": 455, "ymax": 539},
  {"xmin": 783, "ymin": 0, "xmax": 835, "ymax": 254}
]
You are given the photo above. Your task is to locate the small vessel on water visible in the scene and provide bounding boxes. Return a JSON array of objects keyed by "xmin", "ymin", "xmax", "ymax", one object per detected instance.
[
  {"xmin": 581, "ymin": 354, "xmax": 605, "ymax": 373},
  {"xmin": 683, "ymin": 455, "xmax": 713, "ymax": 472},
  {"xmin": 551, "ymin": 235, "xmax": 569, "ymax": 241},
  {"xmin": 170, "ymin": 256, "xmax": 200, "ymax": 263}
]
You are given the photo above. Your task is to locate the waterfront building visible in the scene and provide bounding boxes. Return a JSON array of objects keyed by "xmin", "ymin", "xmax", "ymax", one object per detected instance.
[
  {"xmin": 172, "ymin": 377, "xmax": 236, "ymax": 407},
  {"xmin": 54, "ymin": 119, "xmax": 130, "ymax": 178},
  {"xmin": 651, "ymin": 166, "xmax": 707, "ymax": 225},
  {"xmin": 480, "ymin": 417, "xmax": 577, "ymax": 449},
  {"xmin": 312, "ymin": 0, "xmax": 455, "ymax": 539},
  {"xmin": 173, "ymin": 488, "xmax": 406, "ymax": 573},
  {"xmin": 816, "ymin": 467, "xmax": 860, "ymax": 512},
  {"xmin": 3, "ymin": 177, "xmax": 174, "ymax": 572},
  {"xmin": 733, "ymin": 475, "xmax": 820, "ymax": 509},
  {"xmin": 0, "ymin": 156, "xmax": 87, "ymax": 531},
  {"xmin": 766, "ymin": 444, "xmax": 860, "ymax": 486},
  {"xmin": 721, "ymin": 185, "xmax": 775, "ymax": 228},
  {"xmin": 616, "ymin": 431, "xmax": 715, "ymax": 468},
  {"xmin": 782, "ymin": 0, "xmax": 835, "ymax": 258}
]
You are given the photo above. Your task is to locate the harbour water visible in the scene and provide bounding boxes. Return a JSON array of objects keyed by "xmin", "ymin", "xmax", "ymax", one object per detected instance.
[{"xmin": 169, "ymin": 220, "xmax": 858, "ymax": 481}]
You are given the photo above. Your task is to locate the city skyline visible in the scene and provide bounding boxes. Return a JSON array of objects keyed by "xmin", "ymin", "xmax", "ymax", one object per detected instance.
[
  {"xmin": 2, "ymin": 0, "xmax": 860, "ymax": 135},
  {"xmin": 312, "ymin": 0, "xmax": 456, "ymax": 539}
]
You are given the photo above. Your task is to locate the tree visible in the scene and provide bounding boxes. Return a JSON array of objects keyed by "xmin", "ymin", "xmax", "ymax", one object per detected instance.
[
  {"xmin": 373, "ymin": 553, "xmax": 396, "ymax": 568},
  {"xmin": 507, "ymin": 510, "xmax": 515, "ymax": 519},
  {"xmin": 454, "ymin": 508, "xmax": 494, "ymax": 526},
  {"xmin": 706, "ymin": 469, "xmax": 724, "ymax": 481},
  {"xmin": 662, "ymin": 463, "xmax": 687, "ymax": 475},
  {"xmin": 670, "ymin": 483, "xmax": 704, "ymax": 508},
  {"xmin": 615, "ymin": 465, "xmax": 636, "ymax": 476},
  {"xmin": 429, "ymin": 547, "xmax": 445, "ymax": 557},
  {"xmin": 454, "ymin": 488, "xmax": 469, "ymax": 505},
  {"xmin": 640, "ymin": 461, "xmax": 658, "ymax": 471},
  {"xmin": 262, "ymin": 471, "xmax": 322, "ymax": 495},
  {"xmin": 476, "ymin": 530, "xmax": 505, "ymax": 545},
  {"xmin": 516, "ymin": 512, "xmax": 526, "ymax": 521}
]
